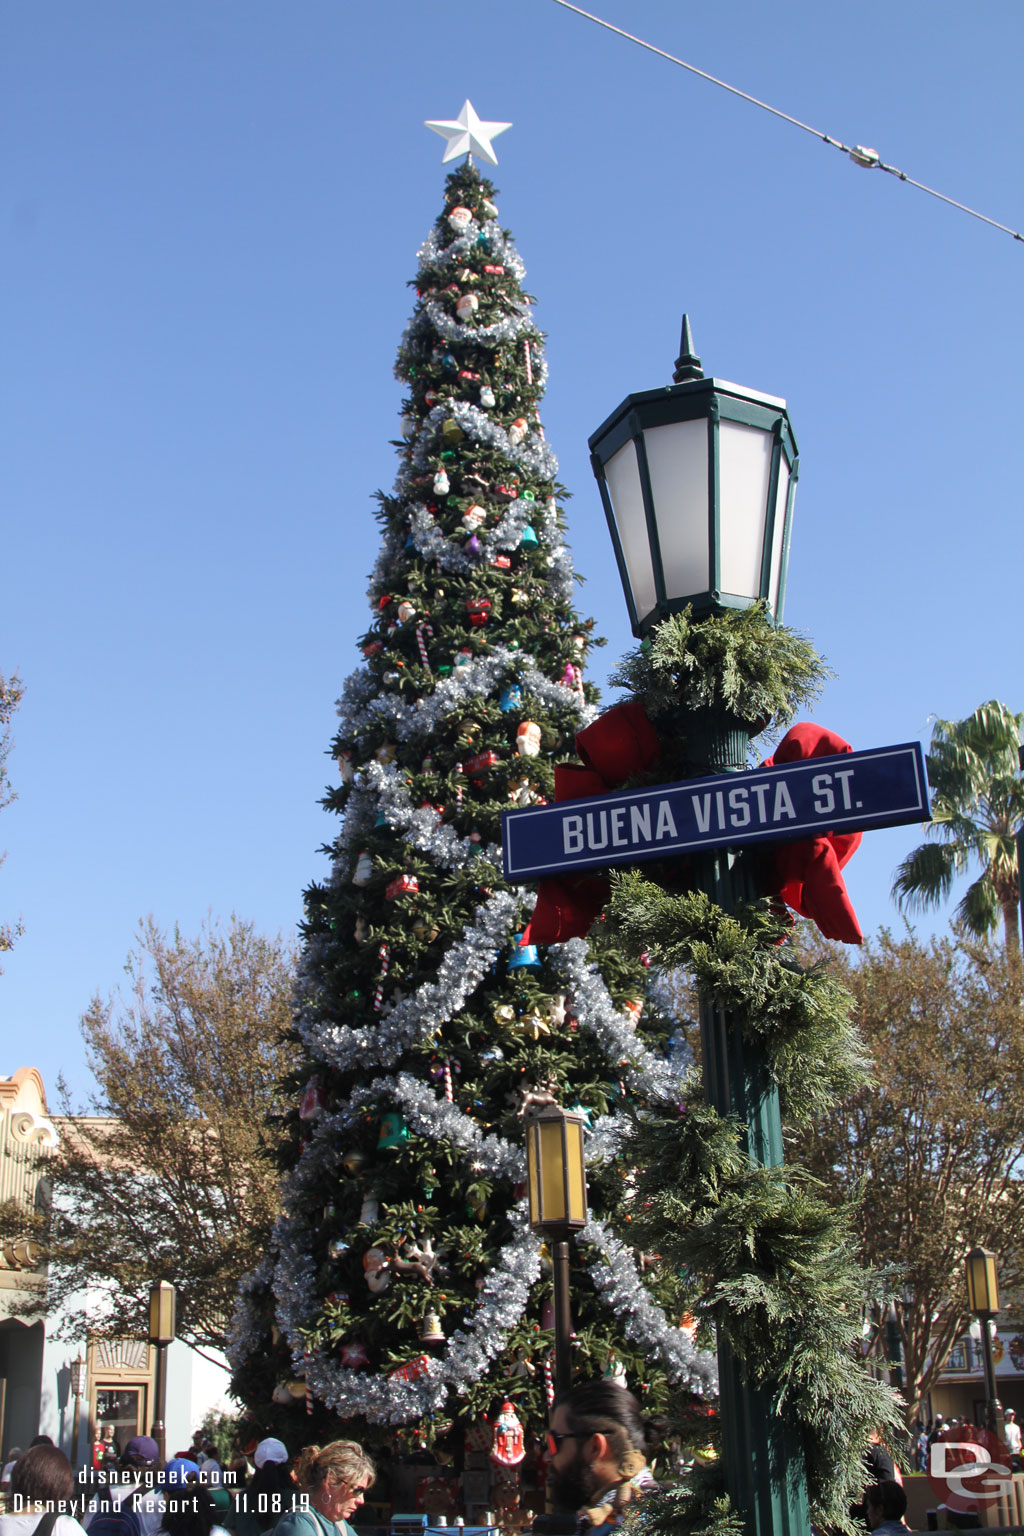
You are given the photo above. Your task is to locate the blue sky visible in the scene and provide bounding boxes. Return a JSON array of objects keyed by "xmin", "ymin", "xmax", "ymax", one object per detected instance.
[{"xmin": 3, "ymin": 0, "xmax": 1022, "ymax": 1103}]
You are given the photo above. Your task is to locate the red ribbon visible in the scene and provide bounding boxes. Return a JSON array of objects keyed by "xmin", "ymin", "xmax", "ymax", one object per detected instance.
[
  {"xmin": 522, "ymin": 707, "xmax": 863, "ymax": 947},
  {"xmin": 760, "ymin": 722, "xmax": 863, "ymax": 944}
]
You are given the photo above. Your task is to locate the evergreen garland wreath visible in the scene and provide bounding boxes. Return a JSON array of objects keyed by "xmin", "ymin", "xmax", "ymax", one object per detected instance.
[{"xmin": 599, "ymin": 618, "xmax": 902, "ymax": 1536}]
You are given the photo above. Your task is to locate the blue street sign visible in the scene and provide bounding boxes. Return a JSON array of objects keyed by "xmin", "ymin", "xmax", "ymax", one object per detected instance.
[{"xmin": 501, "ymin": 741, "xmax": 929, "ymax": 883}]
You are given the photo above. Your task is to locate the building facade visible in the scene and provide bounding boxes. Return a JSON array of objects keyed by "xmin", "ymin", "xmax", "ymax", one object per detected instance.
[{"xmin": 0, "ymin": 1067, "xmax": 233, "ymax": 1465}]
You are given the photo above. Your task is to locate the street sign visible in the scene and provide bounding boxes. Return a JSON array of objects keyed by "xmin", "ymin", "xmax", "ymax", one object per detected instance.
[{"xmin": 501, "ymin": 741, "xmax": 929, "ymax": 883}]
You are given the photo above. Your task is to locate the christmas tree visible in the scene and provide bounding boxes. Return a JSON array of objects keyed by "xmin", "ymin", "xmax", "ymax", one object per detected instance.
[{"xmin": 230, "ymin": 115, "xmax": 716, "ymax": 1470}]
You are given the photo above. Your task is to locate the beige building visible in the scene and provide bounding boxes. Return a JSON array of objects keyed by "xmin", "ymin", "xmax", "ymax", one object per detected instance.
[{"xmin": 0, "ymin": 1067, "xmax": 232, "ymax": 1464}]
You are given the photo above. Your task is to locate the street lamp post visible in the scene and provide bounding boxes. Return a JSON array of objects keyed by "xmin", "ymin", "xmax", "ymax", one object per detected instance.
[
  {"xmin": 966, "ymin": 1247, "xmax": 1001, "ymax": 1434},
  {"xmin": 69, "ymin": 1355, "xmax": 87, "ymax": 1470},
  {"xmin": 525, "ymin": 1104, "xmax": 588, "ymax": 1396},
  {"xmin": 589, "ymin": 318, "xmax": 810, "ymax": 1536},
  {"xmin": 148, "ymin": 1280, "xmax": 176, "ymax": 1464}
]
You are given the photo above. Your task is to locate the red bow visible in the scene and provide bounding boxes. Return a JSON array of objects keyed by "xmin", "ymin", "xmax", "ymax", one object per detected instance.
[
  {"xmin": 760, "ymin": 722, "xmax": 863, "ymax": 944},
  {"xmin": 521, "ymin": 709, "xmax": 863, "ymax": 947}
]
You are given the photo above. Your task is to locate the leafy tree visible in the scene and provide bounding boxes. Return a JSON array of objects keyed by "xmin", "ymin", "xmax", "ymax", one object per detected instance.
[
  {"xmin": 892, "ymin": 701, "xmax": 1024, "ymax": 955},
  {"xmin": 2, "ymin": 915, "xmax": 297, "ymax": 1357},
  {"xmin": 0, "ymin": 671, "xmax": 25, "ymax": 965},
  {"xmin": 790, "ymin": 926, "xmax": 1024, "ymax": 1424}
]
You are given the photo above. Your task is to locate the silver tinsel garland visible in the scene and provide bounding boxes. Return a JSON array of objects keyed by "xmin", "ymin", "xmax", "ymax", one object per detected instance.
[{"xmin": 580, "ymin": 1218, "xmax": 719, "ymax": 1394}]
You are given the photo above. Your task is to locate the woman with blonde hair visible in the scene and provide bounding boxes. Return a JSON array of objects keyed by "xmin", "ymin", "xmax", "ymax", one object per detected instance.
[{"xmin": 271, "ymin": 1443, "xmax": 374, "ymax": 1536}]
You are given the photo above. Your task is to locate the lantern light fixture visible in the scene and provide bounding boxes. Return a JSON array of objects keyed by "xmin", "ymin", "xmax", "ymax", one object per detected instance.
[
  {"xmin": 148, "ymin": 1280, "xmax": 177, "ymax": 1345},
  {"xmin": 525, "ymin": 1103, "xmax": 588, "ymax": 1239},
  {"xmin": 966, "ymin": 1245, "xmax": 1000, "ymax": 1316},
  {"xmin": 589, "ymin": 315, "xmax": 799, "ymax": 637}
]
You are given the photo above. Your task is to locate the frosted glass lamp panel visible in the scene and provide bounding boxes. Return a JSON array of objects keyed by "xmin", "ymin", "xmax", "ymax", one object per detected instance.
[
  {"xmin": 604, "ymin": 440, "xmax": 657, "ymax": 624},
  {"xmin": 641, "ymin": 419, "xmax": 709, "ymax": 601},
  {"xmin": 767, "ymin": 458, "xmax": 791, "ymax": 617},
  {"xmin": 718, "ymin": 420, "xmax": 773, "ymax": 600}
]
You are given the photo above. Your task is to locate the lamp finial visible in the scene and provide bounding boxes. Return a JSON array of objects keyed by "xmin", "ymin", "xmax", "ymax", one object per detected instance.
[{"xmin": 672, "ymin": 314, "xmax": 704, "ymax": 383}]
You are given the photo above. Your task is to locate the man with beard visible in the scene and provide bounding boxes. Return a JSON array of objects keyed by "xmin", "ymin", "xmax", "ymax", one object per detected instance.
[{"xmin": 545, "ymin": 1381, "xmax": 657, "ymax": 1531}]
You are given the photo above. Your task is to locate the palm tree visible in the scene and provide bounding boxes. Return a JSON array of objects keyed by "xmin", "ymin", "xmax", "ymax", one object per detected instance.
[{"xmin": 892, "ymin": 700, "xmax": 1024, "ymax": 956}]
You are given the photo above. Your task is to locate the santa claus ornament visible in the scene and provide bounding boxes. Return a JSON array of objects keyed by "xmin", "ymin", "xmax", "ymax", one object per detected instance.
[{"xmin": 490, "ymin": 1400, "xmax": 526, "ymax": 1466}]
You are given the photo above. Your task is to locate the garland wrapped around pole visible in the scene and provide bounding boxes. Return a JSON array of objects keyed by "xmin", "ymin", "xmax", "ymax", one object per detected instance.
[{"xmin": 523, "ymin": 608, "xmax": 902, "ymax": 1536}]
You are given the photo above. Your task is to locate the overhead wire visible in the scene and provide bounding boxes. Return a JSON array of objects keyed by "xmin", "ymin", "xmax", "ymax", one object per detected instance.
[{"xmin": 550, "ymin": 0, "xmax": 1023, "ymax": 246}]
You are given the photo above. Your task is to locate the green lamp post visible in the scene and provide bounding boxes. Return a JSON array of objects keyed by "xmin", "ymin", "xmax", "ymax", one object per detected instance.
[{"xmin": 589, "ymin": 317, "xmax": 810, "ymax": 1536}]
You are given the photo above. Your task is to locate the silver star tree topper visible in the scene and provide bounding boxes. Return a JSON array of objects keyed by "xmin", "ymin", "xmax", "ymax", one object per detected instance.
[{"xmin": 425, "ymin": 100, "xmax": 512, "ymax": 166}]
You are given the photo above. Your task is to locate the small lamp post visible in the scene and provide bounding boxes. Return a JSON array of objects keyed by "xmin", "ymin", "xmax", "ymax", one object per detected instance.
[
  {"xmin": 590, "ymin": 318, "xmax": 810, "ymax": 1536},
  {"xmin": 70, "ymin": 1355, "xmax": 87, "ymax": 1470},
  {"xmin": 525, "ymin": 1104, "xmax": 588, "ymax": 1395},
  {"xmin": 966, "ymin": 1246, "xmax": 1001, "ymax": 1433},
  {"xmin": 148, "ymin": 1280, "xmax": 176, "ymax": 1464}
]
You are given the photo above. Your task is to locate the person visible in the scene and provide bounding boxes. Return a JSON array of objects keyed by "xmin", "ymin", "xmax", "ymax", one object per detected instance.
[
  {"xmin": 83, "ymin": 1435, "xmax": 165, "ymax": 1536},
  {"xmin": 864, "ymin": 1481, "xmax": 912, "ymax": 1535},
  {"xmin": 0, "ymin": 1443, "xmax": 88, "ymax": 1536},
  {"xmin": 270, "ymin": 1442, "xmax": 374, "ymax": 1536},
  {"xmin": 1003, "ymin": 1408, "xmax": 1022, "ymax": 1472},
  {"xmin": 546, "ymin": 1380, "xmax": 658, "ymax": 1531},
  {"xmin": 226, "ymin": 1442, "xmax": 290, "ymax": 1536},
  {"xmin": 198, "ymin": 1448, "xmax": 223, "ymax": 1490},
  {"xmin": 155, "ymin": 1459, "xmax": 229, "ymax": 1536},
  {"xmin": 1, "ymin": 1451, "xmax": 22, "ymax": 1494}
]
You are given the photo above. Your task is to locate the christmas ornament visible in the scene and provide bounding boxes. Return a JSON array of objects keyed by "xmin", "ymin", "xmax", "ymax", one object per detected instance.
[
  {"xmin": 415, "ymin": 623, "xmax": 433, "ymax": 668},
  {"xmin": 490, "ymin": 1401, "xmax": 526, "ymax": 1466},
  {"xmin": 397, "ymin": 600, "xmax": 416, "ymax": 624},
  {"xmin": 492, "ymin": 482, "xmax": 517, "ymax": 502},
  {"xmin": 377, "ymin": 1110, "xmax": 410, "ymax": 1148},
  {"xmin": 412, "ymin": 917, "xmax": 440, "ymax": 942},
  {"xmin": 388, "ymin": 1353, "xmax": 431, "ymax": 1383},
  {"xmin": 385, "ymin": 873, "xmax": 419, "ymax": 900},
  {"xmin": 352, "ymin": 850, "xmax": 373, "ymax": 886},
  {"xmin": 341, "ymin": 1148, "xmax": 367, "ymax": 1175},
  {"xmin": 508, "ymin": 417, "xmax": 528, "ymax": 445},
  {"xmin": 340, "ymin": 1342, "xmax": 371, "ymax": 1370},
  {"xmin": 336, "ymin": 749, "xmax": 354, "ymax": 782},
  {"xmin": 516, "ymin": 721, "xmax": 541, "ymax": 757},
  {"xmin": 271, "ymin": 1382, "xmax": 293, "ymax": 1405},
  {"xmin": 376, "ymin": 742, "xmax": 398, "ymax": 764},
  {"xmin": 442, "ymin": 418, "xmax": 464, "ymax": 443},
  {"xmin": 491, "ymin": 553, "xmax": 511, "ymax": 570},
  {"xmin": 456, "ymin": 294, "xmax": 479, "ymax": 321},
  {"xmin": 424, "ymin": 101, "xmax": 512, "ymax": 167},
  {"xmin": 373, "ymin": 942, "xmax": 390, "ymax": 1011},
  {"xmin": 464, "ymin": 750, "xmax": 500, "ymax": 775},
  {"xmin": 465, "ymin": 597, "xmax": 491, "ymax": 625},
  {"xmin": 480, "ymin": 386, "xmax": 496, "ymax": 408},
  {"xmin": 445, "ymin": 205, "xmax": 474, "ymax": 230},
  {"xmin": 482, "ymin": 197, "xmax": 499, "ymax": 218},
  {"xmin": 462, "ymin": 505, "xmax": 487, "ymax": 531},
  {"xmin": 483, "ymin": 263, "xmax": 505, "ymax": 276},
  {"xmin": 299, "ymin": 1079, "xmax": 325, "ymax": 1121},
  {"xmin": 433, "ymin": 470, "xmax": 450, "ymax": 495},
  {"xmin": 400, "ymin": 415, "xmax": 416, "ymax": 439},
  {"xmin": 508, "ymin": 933, "xmax": 541, "ymax": 971},
  {"xmin": 499, "ymin": 684, "xmax": 522, "ymax": 711},
  {"xmin": 510, "ymin": 588, "xmax": 529, "ymax": 606},
  {"xmin": 466, "ymin": 533, "xmax": 482, "ymax": 556},
  {"xmin": 358, "ymin": 1194, "xmax": 380, "ymax": 1226},
  {"xmin": 456, "ymin": 649, "xmax": 474, "ymax": 671},
  {"xmin": 519, "ymin": 525, "xmax": 539, "ymax": 549},
  {"xmin": 420, "ymin": 1310, "xmax": 445, "ymax": 1344},
  {"xmin": 362, "ymin": 1247, "xmax": 391, "ymax": 1293},
  {"xmin": 328, "ymin": 1237, "xmax": 350, "ymax": 1259}
]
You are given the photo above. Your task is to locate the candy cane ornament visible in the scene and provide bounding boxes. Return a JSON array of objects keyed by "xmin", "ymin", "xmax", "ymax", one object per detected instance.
[
  {"xmin": 415, "ymin": 623, "xmax": 433, "ymax": 671},
  {"xmin": 443, "ymin": 1057, "xmax": 454, "ymax": 1103}
]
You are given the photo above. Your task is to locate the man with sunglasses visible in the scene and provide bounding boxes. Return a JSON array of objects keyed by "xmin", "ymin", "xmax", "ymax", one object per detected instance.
[{"xmin": 545, "ymin": 1381, "xmax": 657, "ymax": 1531}]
